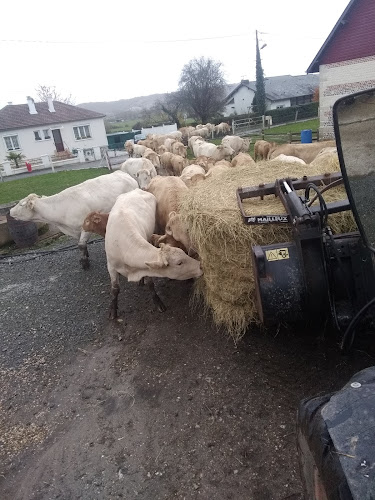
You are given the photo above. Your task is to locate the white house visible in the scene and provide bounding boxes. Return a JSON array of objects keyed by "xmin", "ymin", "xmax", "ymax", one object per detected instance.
[
  {"xmin": 0, "ymin": 97, "xmax": 108, "ymax": 164},
  {"xmin": 307, "ymin": 0, "xmax": 375, "ymax": 138},
  {"xmin": 223, "ymin": 74, "xmax": 319, "ymax": 116}
]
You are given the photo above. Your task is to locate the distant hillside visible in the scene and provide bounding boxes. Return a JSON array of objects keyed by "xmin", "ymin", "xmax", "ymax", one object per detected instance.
[
  {"xmin": 78, "ymin": 84, "xmax": 238, "ymax": 119},
  {"xmin": 78, "ymin": 93, "xmax": 166, "ymax": 119}
]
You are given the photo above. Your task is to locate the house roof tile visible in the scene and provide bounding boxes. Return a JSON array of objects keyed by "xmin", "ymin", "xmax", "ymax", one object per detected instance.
[
  {"xmin": 0, "ymin": 101, "xmax": 106, "ymax": 132},
  {"xmin": 225, "ymin": 74, "xmax": 319, "ymax": 103},
  {"xmin": 306, "ymin": 0, "xmax": 357, "ymax": 73}
]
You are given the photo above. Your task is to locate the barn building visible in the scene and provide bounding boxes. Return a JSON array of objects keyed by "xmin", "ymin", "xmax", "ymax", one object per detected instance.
[
  {"xmin": 223, "ymin": 74, "xmax": 319, "ymax": 117},
  {"xmin": 307, "ymin": 0, "xmax": 375, "ymax": 138}
]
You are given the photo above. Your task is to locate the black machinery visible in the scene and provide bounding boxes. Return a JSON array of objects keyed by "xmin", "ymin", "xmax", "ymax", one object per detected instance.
[
  {"xmin": 237, "ymin": 88, "xmax": 375, "ymax": 499},
  {"xmin": 237, "ymin": 88, "xmax": 375, "ymax": 352}
]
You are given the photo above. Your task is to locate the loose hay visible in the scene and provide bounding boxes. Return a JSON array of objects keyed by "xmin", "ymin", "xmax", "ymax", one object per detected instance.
[{"xmin": 180, "ymin": 158, "xmax": 356, "ymax": 341}]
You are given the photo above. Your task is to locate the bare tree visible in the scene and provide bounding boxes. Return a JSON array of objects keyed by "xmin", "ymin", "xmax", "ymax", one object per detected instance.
[
  {"xmin": 35, "ymin": 85, "xmax": 75, "ymax": 105},
  {"xmin": 178, "ymin": 57, "xmax": 226, "ymax": 123},
  {"xmin": 156, "ymin": 92, "xmax": 183, "ymax": 128}
]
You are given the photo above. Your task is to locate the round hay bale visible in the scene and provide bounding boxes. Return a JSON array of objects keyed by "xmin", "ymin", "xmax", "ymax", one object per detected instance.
[{"xmin": 180, "ymin": 159, "xmax": 356, "ymax": 341}]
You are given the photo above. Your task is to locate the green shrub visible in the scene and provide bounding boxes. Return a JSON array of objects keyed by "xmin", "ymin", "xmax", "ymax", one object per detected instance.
[{"xmin": 267, "ymin": 102, "xmax": 318, "ymax": 125}]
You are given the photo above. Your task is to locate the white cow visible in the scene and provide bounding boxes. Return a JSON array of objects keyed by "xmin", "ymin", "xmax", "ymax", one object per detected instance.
[
  {"xmin": 133, "ymin": 144, "xmax": 147, "ymax": 157},
  {"xmin": 171, "ymin": 141, "xmax": 188, "ymax": 158},
  {"xmin": 180, "ymin": 165, "xmax": 206, "ymax": 187},
  {"xmin": 9, "ymin": 171, "xmax": 138, "ymax": 269},
  {"xmin": 222, "ymin": 135, "xmax": 251, "ymax": 154},
  {"xmin": 160, "ymin": 152, "xmax": 187, "ymax": 176},
  {"xmin": 231, "ymin": 152, "xmax": 256, "ymax": 167},
  {"xmin": 105, "ymin": 189, "xmax": 202, "ymax": 319},
  {"xmin": 215, "ymin": 122, "xmax": 231, "ymax": 136},
  {"xmin": 205, "ymin": 123, "xmax": 215, "ymax": 134},
  {"xmin": 179, "ymin": 126, "xmax": 195, "ymax": 141},
  {"xmin": 164, "ymin": 138, "xmax": 176, "ymax": 152},
  {"xmin": 120, "ymin": 157, "xmax": 157, "ymax": 188},
  {"xmin": 188, "ymin": 135, "xmax": 204, "ymax": 149},
  {"xmin": 142, "ymin": 147, "xmax": 161, "ymax": 169},
  {"xmin": 147, "ymin": 176, "xmax": 193, "ymax": 253},
  {"xmin": 124, "ymin": 140, "xmax": 134, "ymax": 157},
  {"xmin": 194, "ymin": 127, "xmax": 210, "ymax": 139},
  {"xmin": 166, "ymin": 131, "xmax": 183, "ymax": 141},
  {"xmin": 270, "ymin": 154, "xmax": 306, "ymax": 165},
  {"xmin": 193, "ymin": 141, "xmax": 235, "ymax": 161}
]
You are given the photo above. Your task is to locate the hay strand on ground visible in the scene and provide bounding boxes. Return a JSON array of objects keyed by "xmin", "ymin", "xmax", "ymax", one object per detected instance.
[{"xmin": 180, "ymin": 158, "xmax": 356, "ymax": 341}]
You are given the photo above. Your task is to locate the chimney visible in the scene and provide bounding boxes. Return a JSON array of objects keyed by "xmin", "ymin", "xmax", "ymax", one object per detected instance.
[
  {"xmin": 26, "ymin": 96, "xmax": 37, "ymax": 114},
  {"xmin": 47, "ymin": 97, "xmax": 55, "ymax": 113},
  {"xmin": 7, "ymin": 102, "xmax": 12, "ymax": 105}
]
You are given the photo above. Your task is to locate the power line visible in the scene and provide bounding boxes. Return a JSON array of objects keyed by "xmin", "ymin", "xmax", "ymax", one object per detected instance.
[
  {"xmin": 0, "ymin": 33, "xmax": 251, "ymax": 45},
  {"xmin": 0, "ymin": 29, "xmax": 327, "ymax": 47},
  {"xmin": 258, "ymin": 30, "xmax": 324, "ymax": 40}
]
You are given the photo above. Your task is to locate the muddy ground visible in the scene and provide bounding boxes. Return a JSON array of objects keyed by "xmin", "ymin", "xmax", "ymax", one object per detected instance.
[{"xmin": 0, "ymin": 238, "xmax": 373, "ymax": 500}]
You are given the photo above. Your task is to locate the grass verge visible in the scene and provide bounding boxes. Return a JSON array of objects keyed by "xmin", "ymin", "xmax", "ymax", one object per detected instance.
[
  {"xmin": 264, "ymin": 118, "xmax": 319, "ymax": 135},
  {"xmin": 0, "ymin": 168, "xmax": 109, "ymax": 205}
]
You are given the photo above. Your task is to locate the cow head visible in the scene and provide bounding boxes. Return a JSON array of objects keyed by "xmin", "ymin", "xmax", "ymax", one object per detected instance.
[
  {"xmin": 82, "ymin": 212, "xmax": 102, "ymax": 232},
  {"xmin": 10, "ymin": 193, "xmax": 40, "ymax": 220},
  {"xmin": 136, "ymin": 169, "xmax": 153, "ymax": 190},
  {"xmin": 218, "ymin": 144, "xmax": 235, "ymax": 159},
  {"xmin": 146, "ymin": 243, "xmax": 202, "ymax": 280},
  {"xmin": 165, "ymin": 211, "xmax": 192, "ymax": 253}
]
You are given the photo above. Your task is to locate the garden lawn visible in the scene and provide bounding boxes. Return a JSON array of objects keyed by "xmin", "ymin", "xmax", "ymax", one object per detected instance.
[
  {"xmin": 105, "ymin": 120, "xmax": 139, "ymax": 133},
  {"xmin": 264, "ymin": 118, "xmax": 319, "ymax": 135},
  {"xmin": 0, "ymin": 168, "xmax": 109, "ymax": 205}
]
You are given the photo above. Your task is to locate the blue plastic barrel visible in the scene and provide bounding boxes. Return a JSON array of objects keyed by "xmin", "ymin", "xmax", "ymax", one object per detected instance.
[{"xmin": 301, "ymin": 129, "xmax": 312, "ymax": 143}]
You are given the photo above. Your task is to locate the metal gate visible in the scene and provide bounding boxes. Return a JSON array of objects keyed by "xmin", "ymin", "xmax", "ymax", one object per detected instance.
[{"xmin": 232, "ymin": 116, "xmax": 263, "ymax": 136}]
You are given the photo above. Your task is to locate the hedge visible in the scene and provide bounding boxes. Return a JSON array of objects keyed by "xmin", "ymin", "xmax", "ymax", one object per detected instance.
[
  {"xmin": 266, "ymin": 102, "xmax": 319, "ymax": 125},
  {"xmin": 186, "ymin": 102, "xmax": 318, "ymax": 128}
]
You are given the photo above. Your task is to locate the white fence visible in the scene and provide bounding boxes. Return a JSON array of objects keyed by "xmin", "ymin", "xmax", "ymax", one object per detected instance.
[
  {"xmin": 0, "ymin": 146, "xmax": 106, "ymax": 178},
  {"xmin": 141, "ymin": 123, "xmax": 177, "ymax": 136}
]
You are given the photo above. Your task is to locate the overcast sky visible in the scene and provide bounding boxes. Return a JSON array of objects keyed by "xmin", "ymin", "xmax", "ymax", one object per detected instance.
[{"xmin": 1, "ymin": 0, "xmax": 349, "ymax": 109}]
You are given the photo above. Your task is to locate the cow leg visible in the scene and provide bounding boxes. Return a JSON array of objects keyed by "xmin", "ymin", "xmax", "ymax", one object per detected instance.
[
  {"xmin": 145, "ymin": 277, "xmax": 166, "ymax": 312},
  {"xmin": 108, "ymin": 266, "xmax": 120, "ymax": 320},
  {"xmin": 78, "ymin": 230, "xmax": 91, "ymax": 270}
]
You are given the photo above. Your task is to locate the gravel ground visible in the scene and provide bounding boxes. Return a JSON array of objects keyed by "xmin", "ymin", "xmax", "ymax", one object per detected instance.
[{"xmin": 0, "ymin": 238, "xmax": 373, "ymax": 500}]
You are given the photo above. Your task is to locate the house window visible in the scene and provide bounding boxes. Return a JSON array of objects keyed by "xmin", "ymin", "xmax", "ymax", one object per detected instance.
[
  {"xmin": 276, "ymin": 105, "xmax": 285, "ymax": 109},
  {"xmin": 73, "ymin": 125, "xmax": 92, "ymax": 140},
  {"xmin": 34, "ymin": 129, "xmax": 51, "ymax": 141},
  {"xmin": 290, "ymin": 95, "xmax": 312, "ymax": 106},
  {"xmin": 4, "ymin": 135, "xmax": 20, "ymax": 151}
]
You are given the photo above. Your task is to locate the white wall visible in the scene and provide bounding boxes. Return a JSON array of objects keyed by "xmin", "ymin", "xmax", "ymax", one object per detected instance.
[
  {"xmin": 224, "ymin": 86, "xmax": 255, "ymax": 116},
  {"xmin": 319, "ymin": 55, "xmax": 375, "ymax": 138},
  {"xmin": 0, "ymin": 117, "xmax": 108, "ymax": 161},
  {"xmin": 233, "ymin": 86, "xmax": 255, "ymax": 115},
  {"xmin": 267, "ymin": 98, "xmax": 291, "ymax": 110},
  {"xmin": 224, "ymin": 87, "xmax": 291, "ymax": 116},
  {"xmin": 141, "ymin": 123, "xmax": 177, "ymax": 136}
]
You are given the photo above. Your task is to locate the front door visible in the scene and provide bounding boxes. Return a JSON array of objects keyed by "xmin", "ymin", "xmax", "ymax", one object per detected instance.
[{"xmin": 52, "ymin": 129, "xmax": 64, "ymax": 152}]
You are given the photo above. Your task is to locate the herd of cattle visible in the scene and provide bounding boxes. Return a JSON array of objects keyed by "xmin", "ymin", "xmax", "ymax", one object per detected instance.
[{"xmin": 9, "ymin": 123, "xmax": 336, "ymax": 318}]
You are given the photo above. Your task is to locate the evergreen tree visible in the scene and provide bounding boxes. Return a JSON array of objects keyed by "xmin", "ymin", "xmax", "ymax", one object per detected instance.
[{"xmin": 253, "ymin": 31, "xmax": 266, "ymax": 116}]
